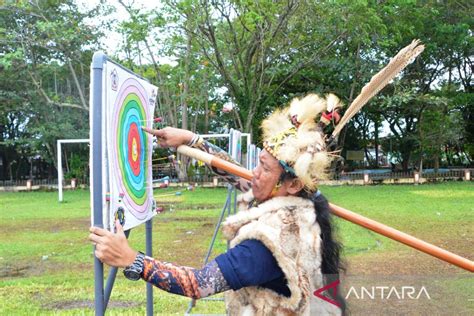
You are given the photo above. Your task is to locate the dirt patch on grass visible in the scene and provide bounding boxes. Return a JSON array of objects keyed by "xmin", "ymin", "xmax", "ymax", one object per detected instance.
[
  {"xmin": 157, "ymin": 201, "xmax": 222, "ymax": 211},
  {"xmin": 347, "ymin": 233, "xmax": 472, "ymax": 276},
  {"xmin": 0, "ymin": 260, "xmax": 89, "ymax": 280},
  {"xmin": 0, "ymin": 264, "xmax": 32, "ymax": 278},
  {"xmin": 156, "ymin": 216, "xmax": 212, "ymax": 223},
  {"xmin": 152, "ymin": 217, "xmax": 223, "ymax": 267},
  {"xmin": 0, "ymin": 217, "xmax": 91, "ymax": 235},
  {"xmin": 42, "ymin": 300, "xmax": 140, "ymax": 310}
]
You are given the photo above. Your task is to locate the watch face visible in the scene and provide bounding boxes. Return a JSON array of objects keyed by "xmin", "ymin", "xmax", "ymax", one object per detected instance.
[
  {"xmin": 123, "ymin": 269, "xmax": 141, "ymax": 281},
  {"xmin": 123, "ymin": 252, "xmax": 144, "ymax": 281}
]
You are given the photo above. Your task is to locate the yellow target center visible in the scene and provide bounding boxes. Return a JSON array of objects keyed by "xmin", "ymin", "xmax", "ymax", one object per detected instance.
[{"xmin": 132, "ymin": 138, "xmax": 138, "ymax": 161}]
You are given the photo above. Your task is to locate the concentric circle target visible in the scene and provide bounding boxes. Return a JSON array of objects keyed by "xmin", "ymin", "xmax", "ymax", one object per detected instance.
[
  {"xmin": 110, "ymin": 78, "xmax": 151, "ymax": 219},
  {"xmin": 118, "ymin": 93, "xmax": 147, "ymax": 204}
]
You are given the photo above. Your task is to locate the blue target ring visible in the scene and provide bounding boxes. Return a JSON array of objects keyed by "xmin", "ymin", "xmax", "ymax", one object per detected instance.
[{"xmin": 120, "ymin": 105, "xmax": 145, "ymax": 192}]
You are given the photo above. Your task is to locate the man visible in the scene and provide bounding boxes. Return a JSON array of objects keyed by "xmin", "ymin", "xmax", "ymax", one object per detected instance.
[{"xmin": 89, "ymin": 93, "xmax": 345, "ymax": 315}]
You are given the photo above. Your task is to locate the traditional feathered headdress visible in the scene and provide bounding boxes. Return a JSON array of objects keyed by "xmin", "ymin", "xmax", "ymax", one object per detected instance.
[
  {"xmin": 262, "ymin": 93, "xmax": 343, "ymax": 191},
  {"xmin": 261, "ymin": 40, "xmax": 424, "ymax": 191}
]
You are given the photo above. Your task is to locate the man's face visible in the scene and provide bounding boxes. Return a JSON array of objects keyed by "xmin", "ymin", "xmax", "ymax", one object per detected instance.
[{"xmin": 251, "ymin": 150, "xmax": 284, "ymax": 202}]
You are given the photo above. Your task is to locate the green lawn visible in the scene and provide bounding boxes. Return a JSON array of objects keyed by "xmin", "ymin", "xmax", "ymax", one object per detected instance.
[{"xmin": 0, "ymin": 182, "xmax": 472, "ymax": 315}]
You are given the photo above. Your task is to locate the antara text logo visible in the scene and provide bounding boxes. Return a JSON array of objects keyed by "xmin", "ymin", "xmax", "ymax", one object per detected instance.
[
  {"xmin": 314, "ymin": 280, "xmax": 431, "ymax": 307},
  {"xmin": 345, "ymin": 285, "xmax": 431, "ymax": 300}
]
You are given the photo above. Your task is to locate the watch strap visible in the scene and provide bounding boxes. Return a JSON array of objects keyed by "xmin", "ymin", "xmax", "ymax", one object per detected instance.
[{"xmin": 123, "ymin": 251, "xmax": 145, "ymax": 281}]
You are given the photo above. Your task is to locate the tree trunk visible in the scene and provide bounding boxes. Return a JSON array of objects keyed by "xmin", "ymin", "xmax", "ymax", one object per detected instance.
[
  {"xmin": 8, "ymin": 161, "xmax": 13, "ymax": 181},
  {"xmin": 143, "ymin": 40, "xmax": 176, "ymax": 127},
  {"xmin": 433, "ymin": 152, "xmax": 440, "ymax": 172},
  {"xmin": 364, "ymin": 148, "xmax": 370, "ymax": 167},
  {"xmin": 176, "ymin": 154, "xmax": 187, "ymax": 182},
  {"xmin": 182, "ymin": 25, "xmax": 193, "ymax": 131},
  {"xmin": 419, "ymin": 159, "xmax": 423, "ymax": 178},
  {"xmin": 64, "ymin": 149, "xmax": 69, "ymax": 174},
  {"xmin": 401, "ymin": 151, "xmax": 411, "ymax": 172},
  {"xmin": 16, "ymin": 159, "xmax": 22, "ymax": 180},
  {"xmin": 204, "ymin": 67, "xmax": 209, "ymax": 133},
  {"xmin": 374, "ymin": 119, "xmax": 379, "ymax": 168},
  {"xmin": 243, "ymin": 100, "xmax": 254, "ymax": 132},
  {"xmin": 178, "ymin": 27, "xmax": 194, "ymax": 181}
]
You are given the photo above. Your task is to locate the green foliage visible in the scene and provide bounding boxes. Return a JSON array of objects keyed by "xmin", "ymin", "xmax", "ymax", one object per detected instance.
[
  {"xmin": 0, "ymin": 1, "xmax": 112, "ymax": 179},
  {"xmin": 1, "ymin": 0, "xmax": 472, "ymax": 181},
  {"xmin": 64, "ymin": 153, "xmax": 88, "ymax": 180}
]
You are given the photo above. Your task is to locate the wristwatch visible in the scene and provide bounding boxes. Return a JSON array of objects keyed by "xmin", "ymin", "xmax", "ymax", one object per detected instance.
[{"xmin": 123, "ymin": 251, "xmax": 145, "ymax": 281}]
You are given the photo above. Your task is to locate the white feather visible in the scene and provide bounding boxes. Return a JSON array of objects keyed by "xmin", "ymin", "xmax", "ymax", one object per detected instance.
[
  {"xmin": 294, "ymin": 152, "xmax": 313, "ymax": 187},
  {"xmin": 261, "ymin": 108, "xmax": 292, "ymax": 140},
  {"xmin": 312, "ymin": 152, "xmax": 331, "ymax": 180},
  {"xmin": 325, "ymin": 93, "xmax": 343, "ymax": 112},
  {"xmin": 289, "ymin": 94, "xmax": 326, "ymax": 125}
]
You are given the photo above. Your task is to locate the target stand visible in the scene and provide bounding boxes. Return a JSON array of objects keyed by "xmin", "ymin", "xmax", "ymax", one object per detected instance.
[{"xmin": 90, "ymin": 52, "xmax": 157, "ymax": 316}]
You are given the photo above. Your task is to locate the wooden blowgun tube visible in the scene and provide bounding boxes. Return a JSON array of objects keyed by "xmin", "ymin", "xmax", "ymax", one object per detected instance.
[{"xmin": 177, "ymin": 145, "xmax": 474, "ymax": 272}]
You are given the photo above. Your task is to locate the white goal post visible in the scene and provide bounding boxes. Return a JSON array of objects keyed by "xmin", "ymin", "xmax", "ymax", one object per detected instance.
[{"xmin": 56, "ymin": 133, "xmax": 252, "ymax": 202}]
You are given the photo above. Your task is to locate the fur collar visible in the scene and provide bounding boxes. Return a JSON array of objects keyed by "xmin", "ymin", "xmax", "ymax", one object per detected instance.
[{"xmin": 223, "ymin": 190, "xmax": 315, "ymax": 241}]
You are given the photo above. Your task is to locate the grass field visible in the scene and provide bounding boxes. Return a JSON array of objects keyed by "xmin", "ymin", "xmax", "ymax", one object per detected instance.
[{"xmin": 0, "ymin": 182, "xmax": 473, "ymax": 315}]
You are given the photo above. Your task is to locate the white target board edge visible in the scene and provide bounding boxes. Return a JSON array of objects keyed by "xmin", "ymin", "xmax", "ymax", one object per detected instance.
[{"xmin": 90, "ymin": 54, "xmax": 158, "ymax": 232}]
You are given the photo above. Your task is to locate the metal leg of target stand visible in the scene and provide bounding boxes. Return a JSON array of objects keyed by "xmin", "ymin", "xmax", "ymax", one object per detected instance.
[
  {"xmin": 227, "ymin": 185, "xmax": 233, "ymax": 249},
  {"xmin": 103, "ymin": 230, "xmax": 131, "ymax": 310},
  {"xmin": 145, "ymin": 219, "xmax": 154, "ymax": 316},
  {"xmin": 94, "ymin": 251, "xmax": 104, "ymax": 315},
  {"xmin": 103, "ymin": 224, "xmax": 153, "ymax": 315},
  {"xmin": 104, "ymin": 267, "xmax": 118, "ymax": 310}
]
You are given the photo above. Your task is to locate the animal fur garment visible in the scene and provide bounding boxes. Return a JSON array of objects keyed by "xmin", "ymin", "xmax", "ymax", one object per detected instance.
[{"xmin": 222, "ymin": 190, "xmax": 341, "ymax": 316}]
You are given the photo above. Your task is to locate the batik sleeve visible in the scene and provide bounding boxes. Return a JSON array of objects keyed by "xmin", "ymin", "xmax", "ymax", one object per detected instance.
[
  {"xmin": 141, "ymin": 257, "xmax": 230, "ymax": 299},
  {"xmin": 193, "ymin": 138, "xmax": 252, "ymax": 192}
]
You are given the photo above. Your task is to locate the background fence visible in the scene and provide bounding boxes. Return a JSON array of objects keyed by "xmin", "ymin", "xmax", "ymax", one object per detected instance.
[
  {"xmin": 335, "ymin": 169, "xmax": 471, "ymax": 181},
  {"xmin": 0, "ymin": 169, "xmax": 472, "ymax": 191}
]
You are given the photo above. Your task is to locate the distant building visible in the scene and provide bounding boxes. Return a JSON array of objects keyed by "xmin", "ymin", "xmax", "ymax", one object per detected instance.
[{"xmin": 346, "ymin": 146, "xmax": 389, "ymax": 168}]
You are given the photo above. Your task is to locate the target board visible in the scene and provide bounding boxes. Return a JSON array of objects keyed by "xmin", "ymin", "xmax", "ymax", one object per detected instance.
[
  {"xmin": 229, "ymin": 129, "xmax": 242, "ymax": 163},
  {"xmin": 92, "ymin": 57, "xmax": 158, "ymax": 231},
  {"xmin": 246, "ymin": 144, "xmax": 261, "ymax": 171}
]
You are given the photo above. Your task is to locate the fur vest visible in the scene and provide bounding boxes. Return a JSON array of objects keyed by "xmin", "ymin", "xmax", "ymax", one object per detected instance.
[{"xmin": 222, "ymin": 190, "xmax": 340, "ymax": 316}]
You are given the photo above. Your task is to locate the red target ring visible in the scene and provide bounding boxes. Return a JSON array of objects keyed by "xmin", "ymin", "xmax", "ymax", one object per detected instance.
[{"xmin": 127, "ymin": 122, "xmax": 141, "ymax": 176}]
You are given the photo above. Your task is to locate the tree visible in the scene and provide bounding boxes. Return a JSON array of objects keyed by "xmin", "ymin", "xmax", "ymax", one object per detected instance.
[
  {"xmin": 1, "ymin": 1, "xmax": 109, "ymax": 110},
  {"xmin": 167, "ymin": 0, "xmax": 352, "ymax": 137},
  {"xmin": 335, "ymin": 0, "xmax": 473, "ymax": 170},
  {"xmin": 0, "ymin": 1, "xmax": 110, "ymax": 179},
  {"xmin": 378, "ymin": 0, "xmax": 472, "ymax": 170}
]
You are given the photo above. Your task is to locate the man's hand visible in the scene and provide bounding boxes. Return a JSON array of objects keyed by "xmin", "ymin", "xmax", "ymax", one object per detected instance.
[
  {"xmin": 89, "ymin": 220, "xmax": 137, "ymax": 268},
  {"xmin": 142, "ymin": 126, "xmax": 194, "ymax": 148}
]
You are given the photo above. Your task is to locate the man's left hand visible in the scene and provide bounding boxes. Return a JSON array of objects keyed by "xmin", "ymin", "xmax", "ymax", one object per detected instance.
[{"xmin": 89, "ymin": 220, "xmax": 137, "ymax": 268}]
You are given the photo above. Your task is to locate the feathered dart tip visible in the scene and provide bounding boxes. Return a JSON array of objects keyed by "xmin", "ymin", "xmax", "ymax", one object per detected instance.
[{"xmin": 332, "ymin": 39, "xmax": 425, "ymax": 137}]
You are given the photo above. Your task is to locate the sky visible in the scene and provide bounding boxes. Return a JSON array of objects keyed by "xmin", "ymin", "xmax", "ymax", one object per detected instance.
[{"xmin": 77, "ymin": 0, "xmax": 161, "ymax": 57}]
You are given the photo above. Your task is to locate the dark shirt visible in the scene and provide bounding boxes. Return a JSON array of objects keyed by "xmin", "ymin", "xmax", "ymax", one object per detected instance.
[{"xmin": 215, "ymin": 239, "xmax": 291, "ymax": 297}]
